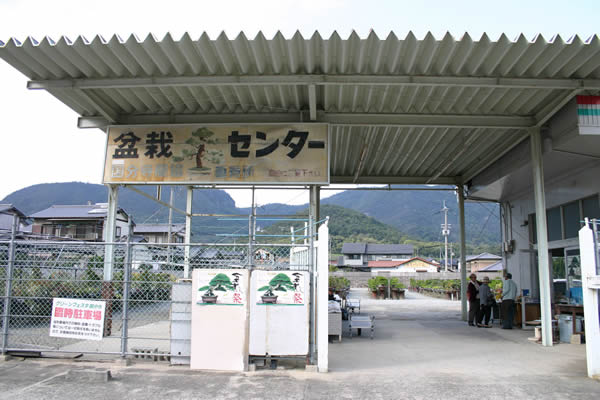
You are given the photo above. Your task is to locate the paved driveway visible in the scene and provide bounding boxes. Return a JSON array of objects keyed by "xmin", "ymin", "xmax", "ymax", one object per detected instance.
[{"xmin": 1, "ymin": 290, "xmax": 598, "ymax": 399}]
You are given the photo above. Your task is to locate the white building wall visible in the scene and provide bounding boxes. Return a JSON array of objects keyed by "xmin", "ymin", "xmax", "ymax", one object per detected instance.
[{"xmin": 503, "ymin": 162, "xmax": 600, "ymax": 299}]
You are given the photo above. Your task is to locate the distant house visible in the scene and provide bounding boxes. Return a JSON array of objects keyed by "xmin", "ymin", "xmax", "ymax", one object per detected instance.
[
  {"xmin": 29, "ymin": 203, "xmax": 132, "ymax": 241},
  {"xmin": 466, "ymin": 253, "xmax": 502, "ymax": 273},
  {"xmin": 397, "ymin": 257, "xmax": 439, "ymax": 273},
  {"xmin": 340, "ymin": 243, "xmax": 414, "ymax": 269},
  {"xmin": 367, "ymin": 260, "xmax": 405, "ymax": 272},
  {"xmin": 479, "ymin": 260, "xmax": 503, "ymax": 273},
  {"xmin": 134, "ymin": 223, "xmax": 185, "ymax": 244}
]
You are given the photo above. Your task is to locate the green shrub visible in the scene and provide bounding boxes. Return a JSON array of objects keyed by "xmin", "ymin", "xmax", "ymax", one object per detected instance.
[
  {"xmin": 328, "ymin": 276, "xmax": 349, "ymax": 290},
  {"xmin": 367, "ymin": 276, "xmax": 389, "ymax": 291},
  {"xmin": 390, "ymin": 278, "xmax": 406, "ymax": 289}
]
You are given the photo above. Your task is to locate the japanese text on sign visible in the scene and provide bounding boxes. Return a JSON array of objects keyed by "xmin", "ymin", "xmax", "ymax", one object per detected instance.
[
  {"xmin": 49, "ymin": 298, "xmax": 106, "ymax": 341},
  {"xmin": 104, "ymin": 124, "xmax": 328, "ymax": 185}
]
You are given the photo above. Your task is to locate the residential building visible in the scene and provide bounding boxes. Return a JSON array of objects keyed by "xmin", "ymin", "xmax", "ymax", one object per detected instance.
[
  {"xmin": 340, "ymin": 243, "xmax": 414, "ymax": 268},
  {"xmin": 397, "ymin": 257, "xmax": 439, "ymax": 273},
  {"xmin": 134, "ymin": 223, "xmax": 185, "ymax": 244},
  {"xmin": 0, "ymin": 204, "xmax": 30, "ymax": 238},
  {"xmin": 466, "ymin": 253, "xmax": 502, "ymax": 273},
  {"xmin": 29, "ymin": 203, "xmax": 132, "ymax": 241}
]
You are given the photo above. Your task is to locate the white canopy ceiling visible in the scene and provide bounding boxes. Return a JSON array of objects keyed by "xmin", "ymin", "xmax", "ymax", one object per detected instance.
[{"xmin": 1, "ymin": 32, "xmax": 599, "ymax": 185}]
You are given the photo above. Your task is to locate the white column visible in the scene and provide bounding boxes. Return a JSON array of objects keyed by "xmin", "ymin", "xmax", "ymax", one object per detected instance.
[
  {"xmin": 579, "ymin": 221, "xmax": 600, "ymax": 377},
  {"xmin": 184, "ymin": 186, "xmax": 193, "ymax": 279},
  {"xmin": 458, "ymin": 185, "xmax": 467, "ymax": 321},
  {"xmin": 103, "ymin": 184, "xmax": 119, "ymax": 281},
  {"xmin": 317, "ymin": 221, "xmax": 329, "ymax": 373},
  {"xmin": 530, "ymin": 127, "xmax": 553, "ymax": 347}
]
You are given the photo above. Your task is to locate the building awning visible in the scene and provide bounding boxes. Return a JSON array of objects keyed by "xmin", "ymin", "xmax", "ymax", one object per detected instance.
[{"xmin": 2, "ymin": 32, "xmax": 599, "ymax": 185}]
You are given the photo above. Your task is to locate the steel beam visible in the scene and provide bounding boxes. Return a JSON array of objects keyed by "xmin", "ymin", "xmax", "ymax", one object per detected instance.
[
  {"xmin": 79, "ymin": 112, "xmax": 533, "ymax": 130},
  {"xmin": 27, "ymin": 74, "xmax": 600, "ymax": 91},
  {"xmin": 331, "ymin": 175, "xmax": 458, "ymax": 185},
  {"xmin": 308, "ymin": 84, "xmax": 317, "ymax": 121}
]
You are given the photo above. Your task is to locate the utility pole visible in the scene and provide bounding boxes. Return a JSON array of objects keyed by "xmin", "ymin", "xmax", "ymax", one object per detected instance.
[{"xmin": 441, "ymin": 201, "xmax": 451, "ymax": 272}]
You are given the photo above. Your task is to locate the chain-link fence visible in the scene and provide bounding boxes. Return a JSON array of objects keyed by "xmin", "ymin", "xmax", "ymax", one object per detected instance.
[{"xmin": 0, "ymin": 237, "xmax": 312, "ymax": 358}]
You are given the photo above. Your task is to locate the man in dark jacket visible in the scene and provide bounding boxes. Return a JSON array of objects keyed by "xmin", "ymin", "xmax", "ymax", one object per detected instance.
[{"xmin": 467, "ymin": 273, "xmax": 480, "ymax": 326}]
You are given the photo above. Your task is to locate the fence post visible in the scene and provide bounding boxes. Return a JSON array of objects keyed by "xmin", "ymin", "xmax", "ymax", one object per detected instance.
[
  {"xmin": 120, "ymin": 220, "xmax": 133, "ymax": 358},
  {"xmin": 1, "ymin": 214, "xmax": 18, "ymax": 354}
]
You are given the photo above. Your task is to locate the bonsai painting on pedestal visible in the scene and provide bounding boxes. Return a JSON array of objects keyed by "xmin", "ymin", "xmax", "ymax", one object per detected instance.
[{"xmin": 197, "ymin": 271, "xmax": 246, "ymax": 305}]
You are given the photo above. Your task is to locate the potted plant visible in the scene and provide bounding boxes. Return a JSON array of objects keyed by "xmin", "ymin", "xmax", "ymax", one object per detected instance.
[
  {"xmin": 390, "ymin": 278, "xmax": 406, "ymax": 299},
  {"xmin": 367, "ymin": 277, "xmax": 389, "ymax": 299},
  {"xmin": 258, "ymin": 273, "xmax": 295, "ymax": 304},
  {"xmin": 199, "ymin": 273, "xmax": 234, "ymax": 304}
]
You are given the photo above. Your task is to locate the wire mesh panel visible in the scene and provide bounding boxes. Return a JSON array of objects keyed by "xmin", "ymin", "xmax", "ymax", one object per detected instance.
[
  {"xmin": 4, "ymin": 241, "xmax": 123, "ymax": 354},
  {"xmin": 0, "ymin": 229, "xmax": 314, "ymax": 358}
]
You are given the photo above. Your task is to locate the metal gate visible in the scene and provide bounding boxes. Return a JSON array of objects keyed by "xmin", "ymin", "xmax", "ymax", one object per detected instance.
[{"xmin": 1, "ymin": 215, "xmax": 318, "ymax": 360}]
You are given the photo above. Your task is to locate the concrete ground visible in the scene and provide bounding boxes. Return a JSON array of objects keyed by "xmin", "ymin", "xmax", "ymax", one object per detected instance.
[{"xmin": 1, "ymin": 290, "xmax": 598, "ymax": 399}]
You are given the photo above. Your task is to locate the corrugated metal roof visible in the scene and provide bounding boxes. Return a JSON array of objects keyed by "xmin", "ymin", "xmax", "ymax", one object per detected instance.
[{"xmin": 2, "ymin": 32, "xmax": 600, "ymax": 184}]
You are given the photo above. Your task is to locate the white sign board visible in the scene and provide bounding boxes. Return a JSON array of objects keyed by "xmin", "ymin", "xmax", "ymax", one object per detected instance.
[
  {"xmin": 254, "ymin": 271, "xmax": 306, "ymax": 305},
  {"xmin": 49, "ymin": 298, "xmax": 106, "ymax": 341},
  {"xmin": 196, "ymin": 270, "xmax": 247, "ymax": 306}
]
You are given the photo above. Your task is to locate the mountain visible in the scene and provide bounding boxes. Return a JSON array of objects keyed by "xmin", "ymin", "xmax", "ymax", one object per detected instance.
[
  {"xmin": 261, "ymin": 204, "xmax": 409, "ymax": 253},
  {"xmin": 321, "ymin": 188, "xmax": 499, "ymax": 245},
  {"xmin": 2, "ymin": 182, "xmax": 499, "ymax": 246}
]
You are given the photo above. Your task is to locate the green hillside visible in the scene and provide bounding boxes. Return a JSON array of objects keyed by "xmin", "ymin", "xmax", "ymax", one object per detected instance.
[{"xmin": 3, "ymin": 182, "xmax": 500, "ymax": 252}]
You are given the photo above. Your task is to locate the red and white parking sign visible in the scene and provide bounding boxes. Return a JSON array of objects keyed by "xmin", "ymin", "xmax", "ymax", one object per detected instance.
[{"xmin": 49, "ymin": 298, "xmax": 106, "ymax": 341}]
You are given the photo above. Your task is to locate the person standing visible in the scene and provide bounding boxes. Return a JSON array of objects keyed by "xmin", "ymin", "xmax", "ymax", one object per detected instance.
[
  {"xmin": 501, "ymin": 273, "xmax": 518, "ymax": 329},
  {"xmin": 477, "ymin": 276, "xmax": 493, "ymax": 328},
  {"xmin": 467, "ymin": 273, "xmax": 480, "ymax": 326}
]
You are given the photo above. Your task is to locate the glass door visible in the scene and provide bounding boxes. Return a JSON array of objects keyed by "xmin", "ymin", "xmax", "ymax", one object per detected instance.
[{"xmin": 564, "ymin": 247, "xmax": 582, "ymax": 304}]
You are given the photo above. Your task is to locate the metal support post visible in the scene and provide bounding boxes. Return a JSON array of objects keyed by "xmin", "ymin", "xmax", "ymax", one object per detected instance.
[
  {"xmin": 120, "ymin": 220, "xmax": 133, "ymax": 358},
  {"xmin": 184, "ymin": 186, "xmax": 193, "ymax": 279},
  {"xmin": 309, "ymin": 186, "xmax": 320, "ymax": 229},
  {"xmin": 458, "ymin": 185, "xmax": 467, "ymax": 321},
  {"xmin": 530, "ymin": 127, "xmax": 553, "ymax": 347},
  {"xmin": 1, "ymin": 215, "xmax": 18, "ymax": 353},
  {"xmin": 248, "ymin": 187, "xmax": 256, "ymax": 269},
  {"xmin": 167, "ymin": 187, "xmax": 174, "ymax": 266},
  {"xmin": 103, "ymin": 184, "xmax": 119, "ymax": 336},
  {"xmin": 103, "ymin": 184, "xmax": 119, "ymax": 281},
  {"xmin": 308, "ymin": 213, "xmax": 316, "ymax": 364}
]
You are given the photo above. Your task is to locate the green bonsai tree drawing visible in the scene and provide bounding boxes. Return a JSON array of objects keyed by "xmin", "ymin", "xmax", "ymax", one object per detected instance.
[
  {"xmin": 258, "ymin": 273, "xmax": 295, "ymax": 297},
  {"xmin": 172, "ymin": 127, "xmax": 224, "ymax": 169},
  {"xmin": 199, "ymin": 273, "xmax": 234, "ymax": 296}
]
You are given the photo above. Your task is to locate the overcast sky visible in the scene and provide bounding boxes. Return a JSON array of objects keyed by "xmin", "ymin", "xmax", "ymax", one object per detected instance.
[{"xmin": 1, "ymin": 0, "xmax": 599, "ymax": 207}]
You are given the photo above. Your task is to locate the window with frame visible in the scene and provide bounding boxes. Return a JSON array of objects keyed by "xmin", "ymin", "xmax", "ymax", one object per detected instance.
[{"xmin": 531, "ymin": 194, "xmax": 600, "ymax": 244}]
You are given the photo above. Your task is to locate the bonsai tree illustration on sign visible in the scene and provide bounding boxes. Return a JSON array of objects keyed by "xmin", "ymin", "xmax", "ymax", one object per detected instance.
[
  {"xmin": 172, "ymin": 127, "xmax": 224, "ymax": 172},
  {"xmin": 258, "ymin": 273, "xmax": 295, "ymax": 304},
  {"xmin": 199, "ymin": 273, "xmax": 234, "ymax": 304}
]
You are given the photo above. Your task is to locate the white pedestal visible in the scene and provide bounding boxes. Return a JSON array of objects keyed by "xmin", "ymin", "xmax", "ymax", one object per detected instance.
[
  {"xmin": 249, "ymin": 270, "xmax": 309, "ymax": 356},
  {"xmin": 190, "ymin": 269, "xmax": 249, "ymax": 371}
]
